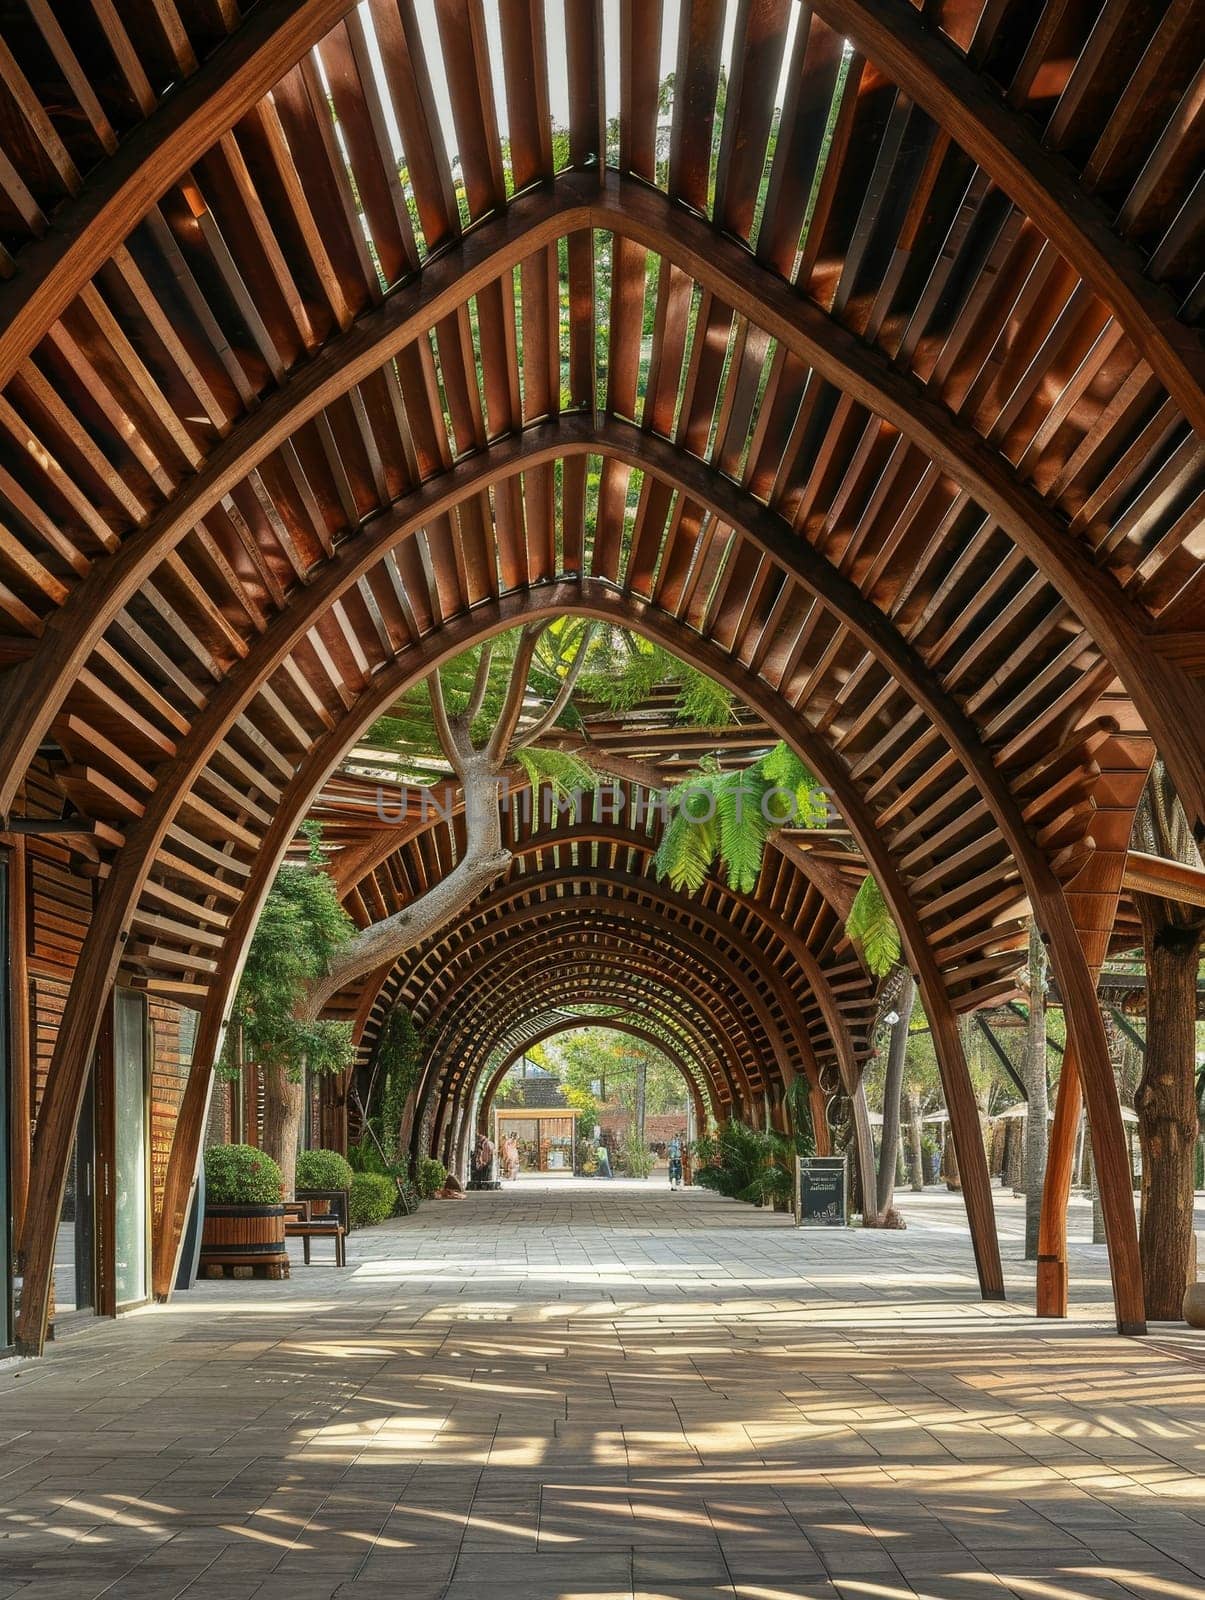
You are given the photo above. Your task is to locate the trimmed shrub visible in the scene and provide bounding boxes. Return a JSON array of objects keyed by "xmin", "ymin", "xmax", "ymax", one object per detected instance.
[
  {"xmin": 417, "ymin": 1157, "xmax": 448, "ymax": 1198},
  {"xmin": 296, "ymin": 1148, "xmax": 354, "ymax": 1191},
  {"xmin": 349, "ymin": 1172, "xmax": 397, "ymax": 1229},
  {"xmin": 204, "ymin": 1144, "xmax": 282, "ymax": 1205}
]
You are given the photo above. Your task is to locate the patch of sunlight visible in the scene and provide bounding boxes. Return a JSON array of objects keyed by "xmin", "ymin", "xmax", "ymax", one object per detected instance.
[{"xmin": 222, "ymin": 1525, "xmax": 303, "ymax": 1548}]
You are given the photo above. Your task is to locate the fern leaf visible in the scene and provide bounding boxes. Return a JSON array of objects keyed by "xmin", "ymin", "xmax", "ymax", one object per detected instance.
[{"xmin": 846, "ymin": 876, "xmax": 901, "ymax": 977}]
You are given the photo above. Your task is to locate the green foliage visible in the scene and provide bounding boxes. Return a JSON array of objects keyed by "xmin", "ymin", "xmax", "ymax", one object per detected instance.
[
  {"xmin": 618, "ymin": 1131, "xmax": 654, "ymax": 1178},
  {"xmin": 514, "ymin": 746, "xmax": 599, "ymax": 803},
  {"xmin": 204, "ymin": 1144, "xmax": 282, "ymax": 1205},
  {"xmin": 348, "ymin": 1137, "xmax": 391, "ymax": 1175},
  {"xmin": 416, "ymin": 1157, "xmax": 448, "ymax": 1198},
  {"xmin": 363, "ymin": 621, "xmax": 597, "ymax": 770},
  {"xmin": 692, "ymin": 1113, "xmax": 811, "ymax": 1208},
  {"xmin": 846, "ymin": 877, "xmax": 901, "ymax": 977},
  {"xmin": 561, "ymin": 1081, "xmax": 599, "ymax": 1125},
  {"xmin": 540, "ymin": 1028, "xmax": 689, "ymax": 1121},
  {"xmin": 784, "ymin": 1077, "xmax": 817, "ymax": 1158},
  {"xmin": 654, "ymin": 744, "xmax": 826, "ymax": 897},
  {"xmin": 374, "ymin": 1005, "xmax": 424, "ymax": 1164},
  {"xmin": 348, "ymin": 1172, "xmax": 398, "ymax": 1228},
  {"xmin": 577, "ymin": 628, "xmax": 734, "ymax": 727},
  {"xmin": 224, "ymin": 863, "xmax": 355, "ymax": 1084},
  {"xmin": 692, "ymin": 1120, "xmax": 777, "ymax": 1202},
  {"xmin": 295, "ymin": 1148, "xmax": 354, "ymax": 1191}
]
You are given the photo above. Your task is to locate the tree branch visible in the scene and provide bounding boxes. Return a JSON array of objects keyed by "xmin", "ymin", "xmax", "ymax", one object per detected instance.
[
  {"xmin": 486, "ymin": 622, "xmax": 546, "ymax": 764},
  {"xmin": 303, "ymin": 759, "xmax": 511, "ymax": 1016},
  {"xmin": 515, "ymin": 623, "xmax": 597, "ymax": 749},
  {"xmin": 427, "ymin": 666, "xmax": 468, "ymax": 774},
  {"xmin": 465, "ymin": 641, "xmax": 494, "ymax": 727}
]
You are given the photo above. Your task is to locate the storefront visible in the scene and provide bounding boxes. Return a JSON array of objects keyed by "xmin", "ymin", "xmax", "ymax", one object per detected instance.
[{"xmin": 494, "ymin": 1108, "xmax": 580, "ymax": 1175}]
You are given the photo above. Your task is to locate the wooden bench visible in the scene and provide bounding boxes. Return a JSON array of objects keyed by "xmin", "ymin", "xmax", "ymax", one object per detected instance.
[{"xmin": 284, "ymin": 1191, "xmax": 347, "ymax": 1266}]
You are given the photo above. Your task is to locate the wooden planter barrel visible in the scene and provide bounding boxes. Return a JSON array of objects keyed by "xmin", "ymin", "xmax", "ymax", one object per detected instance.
[{"xmin": 200, "ymin": 1203, "xmax": 289, "ymax": 1279}]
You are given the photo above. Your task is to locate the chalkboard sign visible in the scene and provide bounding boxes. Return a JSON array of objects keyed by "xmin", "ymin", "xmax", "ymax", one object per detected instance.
[{"xmin": 795, "ymin": 1156, "xmax": 847, "ymax": 1227}]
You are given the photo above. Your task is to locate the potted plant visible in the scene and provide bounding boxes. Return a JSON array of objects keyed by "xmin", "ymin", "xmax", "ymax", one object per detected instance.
[
  {"xmin": 200, "ymin": 1144, "xmax": 288, "ymax": 1279},
  {"xmin": 296, "ymin": 1148, "xmax": 354, "ymax": 1220}
]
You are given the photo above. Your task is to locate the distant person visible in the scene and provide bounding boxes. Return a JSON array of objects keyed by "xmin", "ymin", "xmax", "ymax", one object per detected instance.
[
  {"xmin": 502, "ymin": 1134, "xmax": 520, "ymax": 1181},
  {"xmin": 596, "ymin": 1140, "xmax": 613, "ymax": 1179},
  {"xmin": 668, "ymin": 1135, "xmax": 683, "ymax": 1190},
  {"xmin": 470, "ymin": 1133, "xmax": 495, "ymax": 1188}
]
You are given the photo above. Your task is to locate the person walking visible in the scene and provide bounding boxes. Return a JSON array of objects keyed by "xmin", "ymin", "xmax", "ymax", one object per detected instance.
[
  {"xmin": 502, "ymin": 1134, "xmax": 520, "ymax": 1181},
  {"xmin": 668, "ymin": 1135, "xmax": 683, "ymax": 1190},
  {"xmin": 596, "ymin": 1138, "xmax": 613, "ymax": 1179}
]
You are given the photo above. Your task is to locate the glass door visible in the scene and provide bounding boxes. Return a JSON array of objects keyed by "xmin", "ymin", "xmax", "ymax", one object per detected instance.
[
  {"xmin": 113, "ymin": 989, "xmax": 148, "ymax": 1306},
  {"xmin": 55, "ymin": 1077, "xmax": 95, "ymax": 1318}
]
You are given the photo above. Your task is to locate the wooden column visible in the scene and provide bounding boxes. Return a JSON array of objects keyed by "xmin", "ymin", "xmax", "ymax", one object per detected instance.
[
  {"xmin": 6, "ymin": 837, "xmax": 31, "ymax": 1249},
  {"xmin": 1036, "ymin": 733, "xmax": 1151, "ymax": 1325},
  {"xmin": 1037, "ymin": 1043, "xmax": 1081, "ymax": 1319}
]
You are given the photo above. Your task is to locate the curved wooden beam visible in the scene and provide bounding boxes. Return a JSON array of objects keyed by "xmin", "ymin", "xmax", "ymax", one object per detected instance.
[
  {"xmin": 29, "ymin": 581, "xmax": 1007, "ymax": 1345},
  {"xmin": 346, "ymin": 815, "xmax": 856, "ymax": 1088},
  {"xmin": 416, "ymin": 925, "xmax": 773, "ymax": 1136},
  {"xmin": 133, "ymin": 585, "xmax": 1007, "ymax": 1313},
  {"xmin": 421, "ymin": 924, "xmax": 808, "ymax": 1165},
  {"xmin": 424, "ymin": 966, "xmax": 744, "ymax": 1156},
  {"xmin": 809, "ymin": 0, "xmax": 1205, "ymax": 436},
  {"xmin": 473, "ymin": 1018, "xmax": 715, "ymax": 1135},
  {"xmin": 2, "ymin": 173, "xmax": 1199, "ymax": 831},
  {"xmin": 0, "ymin": 0, "xmax": 356, "ymax": 391}
]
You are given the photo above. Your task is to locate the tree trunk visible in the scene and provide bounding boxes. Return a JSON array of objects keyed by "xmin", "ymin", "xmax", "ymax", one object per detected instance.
[
  {"xmin": 1135, "ymin": 895, "xmax": 1204, "ymax": 1320},
  {"xmin": 876, "ymin": 973, "xmax": 915, "ymax": 1214},
  {"xmin": 907, "ymin": 1091, "xmax": 924, "ymax": 1192},
  {"xmin": 1022, "ymin": 922, "xmax": 1049, "ymax": 1261},
  {"xmin": 261, "ymin": 1063, "xmax": 305, "ymax": 1200},
  {"xmin": 261, "ymin": 761, "xmax": 513, "ymax": 1185},
  {"xmin": 306, "ymin": 758, "xmax": 513, "ymax": 1016},
  {"xmin": 944, "ymin": 1126, "xmax": 961, "ymax": 1190},
  {"xmin": 634, "ymin": 1056, "xmax": 647, "ymax": 1148}
]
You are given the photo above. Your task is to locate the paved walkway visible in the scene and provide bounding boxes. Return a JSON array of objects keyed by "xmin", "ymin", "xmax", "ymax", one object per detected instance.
[{"xmin": 1, "ymin": 1182, "xmax": 1203, "ymax": 1600}]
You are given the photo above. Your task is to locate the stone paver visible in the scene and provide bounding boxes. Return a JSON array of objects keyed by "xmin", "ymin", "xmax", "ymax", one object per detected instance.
[{"xmin": 1, "ymin": 1180, "xmax": 1203, "ymax": 1600}]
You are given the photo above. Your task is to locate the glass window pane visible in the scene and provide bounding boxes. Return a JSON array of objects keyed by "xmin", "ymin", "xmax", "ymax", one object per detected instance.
[{"xmin": 114, "ymin": 991, "xmax": 147, "ymax": 1305}]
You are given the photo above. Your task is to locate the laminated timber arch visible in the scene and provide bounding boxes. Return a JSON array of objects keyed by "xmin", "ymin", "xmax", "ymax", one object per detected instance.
[
  {"xmin": 404, "ymin": 889, "xmax": 820, "ymax": 1131},
  {"xmin": 335, "ymin": 799, "xmax": 876, "ymax": 1103},
  {"xmin": 1, "ymin": 177, "xmax": 1200, "ymax": 827},
  {"xmin": 5, "ymin": 0, "xmax": 1199, "ymax": 1352},
  {"xmin": 335, "ymin": 804, "xmax": 872, "ymax": 1159},
  {"xmin": 415, "ymin": 945, "xmax": 772, "ymax": 1160},
  {"xmin": 19, "ymin": 577, "xmax": 1150, "ymax": 1347},
  {"xmin": 476, "ymin": 1017, "xmax": 715, "ymax": 1128}
]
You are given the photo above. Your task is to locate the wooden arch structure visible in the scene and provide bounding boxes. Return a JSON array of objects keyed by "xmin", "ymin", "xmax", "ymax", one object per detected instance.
[{"xmin": 0, "ymin": 1, "xmax": 1200, "ymax": 1353}]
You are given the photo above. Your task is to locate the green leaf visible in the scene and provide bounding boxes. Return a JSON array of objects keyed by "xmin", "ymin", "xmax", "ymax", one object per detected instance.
[{"xmin": 846, "ymin": 876, "xmax": 901, "ymax": 977}]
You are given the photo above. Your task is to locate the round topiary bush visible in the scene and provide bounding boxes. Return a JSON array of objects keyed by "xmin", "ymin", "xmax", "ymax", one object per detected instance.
[
  {"xmin": 417, "ymin": 1157, "xmax": 448, "ymax": 1198},
  {"xmin": 204, "ymin": 1144, "xmax": 283, "ymax": 1205},
  {"xmin": 348, "ymin": 1172, "xmax": 397, "ymax": 1228},
  {"xmin": 295, "ymin": 1148, "xmax": 354, "ymax": 1191}
]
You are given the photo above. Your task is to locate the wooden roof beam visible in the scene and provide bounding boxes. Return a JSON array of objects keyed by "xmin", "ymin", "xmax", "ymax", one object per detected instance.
[
  {"xmin": 0, "ymin": 0, "xmax": 356, "ymax": 392},
  {"xmin": 809, "ymin": 0, "xmax": 1205, "ymax": 435},
  {"xmin": 2, "ymin": 173, "xmax": 1198, "ymax": 830}
]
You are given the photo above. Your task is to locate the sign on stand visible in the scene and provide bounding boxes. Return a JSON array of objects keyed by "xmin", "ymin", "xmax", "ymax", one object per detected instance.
[{"xmin": 794, "ymin": 1155, "xmax": 848, "ymax": 1227}]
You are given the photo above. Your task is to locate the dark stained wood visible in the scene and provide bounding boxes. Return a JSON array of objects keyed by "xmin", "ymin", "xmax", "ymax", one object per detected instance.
[
  {"xmin": 809, "ymin": 0, "xmax": 1205, "ymax": 435},
  {"xmin": 0, "ymin": 0, "xmax": 357, "ymax": 392}
]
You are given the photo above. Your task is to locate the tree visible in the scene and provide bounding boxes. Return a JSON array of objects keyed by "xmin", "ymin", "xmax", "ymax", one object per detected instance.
[
  {"xmin": 543, "ymin": 1027, "xmax": 687, "ymax": 1122},
  {"xmin": 1020, "ymin": 922, "xmax": 1049, "ymax": 1261},
  {"xmin": 876, "ymin": 972, "xmax": 916, "ymax": 1215},
  {"xmin": 223, "ymin": 843, "xmax": 357, "ymax": 1198},
  {"xmin": 1131, "ymin": 762, "xmax": 1205, "ymax": 1320},
  {"xmin": 236, "ymin": 623, "xmax": 734, "ymax": 1187}
]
